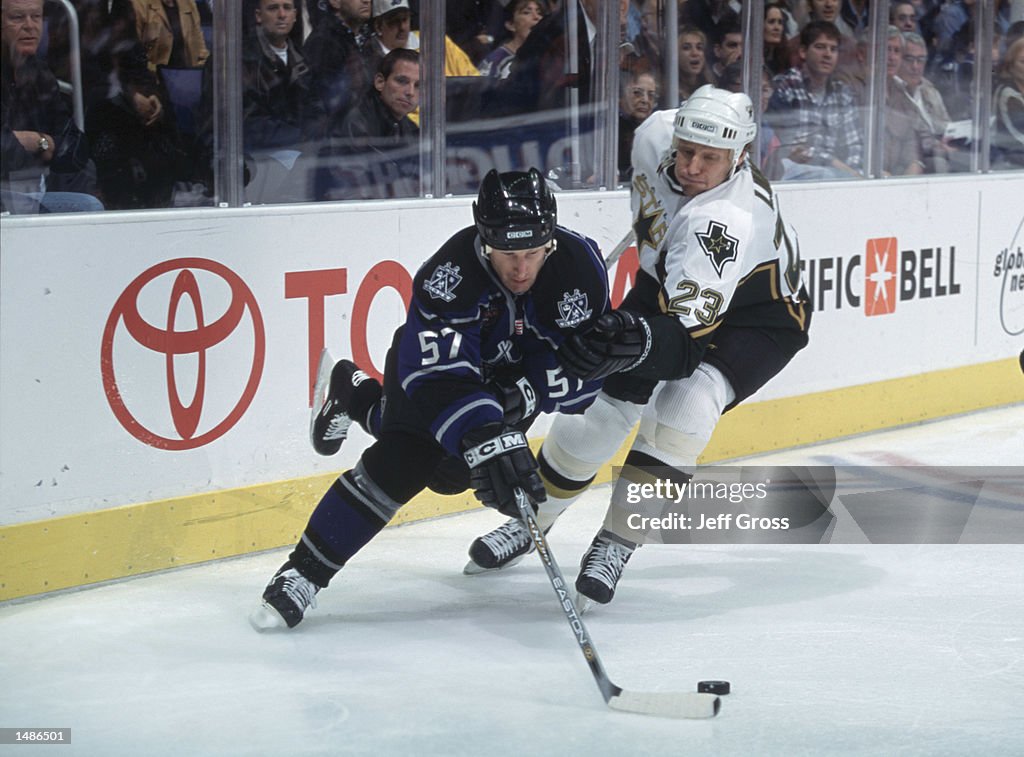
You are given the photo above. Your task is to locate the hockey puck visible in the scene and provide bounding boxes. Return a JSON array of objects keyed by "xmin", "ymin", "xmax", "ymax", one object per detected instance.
[
  {"xmin": 697, "ymin": 680, "xmax": 731, "ymax": 695},
  {"xmin": 1019, "ymin": 347, "xmax": 1024, "ymax": 374}
]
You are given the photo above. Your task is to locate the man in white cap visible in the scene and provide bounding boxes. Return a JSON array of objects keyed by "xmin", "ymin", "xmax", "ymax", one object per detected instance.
[{"xmin": 368, "ymin": 0, "xmax": 479, "ymax": 77}]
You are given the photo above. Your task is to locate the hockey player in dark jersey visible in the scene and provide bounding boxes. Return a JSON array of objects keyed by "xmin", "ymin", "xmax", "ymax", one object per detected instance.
[
  {"xmin": 465, "ymin": 86, "xmax": 813, "ymax": 607},
  {"xmin": 250, "ymin": 168, "xmax": 611, "ymax": 630}
]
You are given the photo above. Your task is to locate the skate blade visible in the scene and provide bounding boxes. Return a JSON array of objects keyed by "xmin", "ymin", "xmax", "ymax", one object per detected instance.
[
  {"xmin": 248, "ymin": 602, "xmax": 288, "ymax": 632},
  {"xmin": 574, "ymin": 592, "xmax": 595, "ymax": 615},
  {"xmin": 309, "ymin": 347, "xmax": 336, "ymax": 453},
  {"xmin": 462, "ymin": 554, "xmax": 527, "ymax": 575}
]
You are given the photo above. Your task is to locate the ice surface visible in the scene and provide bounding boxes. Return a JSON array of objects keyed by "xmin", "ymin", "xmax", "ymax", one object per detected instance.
[{"xmin": 2, "ymin": 406, "xmax": 1023, "ymax": 756}]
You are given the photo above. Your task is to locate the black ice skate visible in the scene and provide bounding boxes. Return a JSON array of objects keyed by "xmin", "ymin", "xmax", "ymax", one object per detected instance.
[
  {"xmin": 249, "ymin": 563, "xmax": 321, "ymax": 631},
  {"xmin": 575, "ymin": 530, "xmax": 636, "ymax": 606},
  {"xmin": 464, "ymin": 518, "xmax": 538, "ymax": 575},
  {"xmin": 309, "ymin": 349, "xmax": 381, "ymax": 456}
]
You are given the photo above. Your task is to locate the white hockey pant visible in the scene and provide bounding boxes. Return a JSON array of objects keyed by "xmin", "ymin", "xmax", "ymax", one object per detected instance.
[
  {"xmin": 537, "ymin": 393, "xmax": 641, "ymax": 529},
  {"xmin": 604, "ymin": 363, "xmax": 736, "ymax": 534}
]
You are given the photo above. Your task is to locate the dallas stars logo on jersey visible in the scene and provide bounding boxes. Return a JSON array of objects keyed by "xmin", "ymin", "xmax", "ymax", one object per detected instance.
[
  {"xmin": 423, "ymin": 262, "xmax": 462, "ymax": 302},
  {"xmin": 555, "ymin": 289, "xmax": 592, "ymax": 328},
  {"xmin": 695, "ymin": 220, "xmax": 739, "ymax": 276},
  {"xmin": 632, "ymin": 172, "xmax": 668, "ymax": 256}
]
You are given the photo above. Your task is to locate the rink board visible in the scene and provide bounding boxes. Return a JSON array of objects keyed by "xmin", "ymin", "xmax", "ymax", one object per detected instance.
[{"xmin": 2, "ymin": 174, "xmax": 1023, "ymax": 600}]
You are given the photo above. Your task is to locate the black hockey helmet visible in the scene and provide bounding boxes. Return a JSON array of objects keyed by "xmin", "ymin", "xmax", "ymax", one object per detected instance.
[{"xmin": 472, "ymin": 168, "xmax": 557, "ymax": 251}]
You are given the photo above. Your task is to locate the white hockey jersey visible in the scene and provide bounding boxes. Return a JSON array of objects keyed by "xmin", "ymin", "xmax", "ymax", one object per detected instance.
[{"xmin": 630, "ymin": 110, "xmax": 808, "ymax": 338}]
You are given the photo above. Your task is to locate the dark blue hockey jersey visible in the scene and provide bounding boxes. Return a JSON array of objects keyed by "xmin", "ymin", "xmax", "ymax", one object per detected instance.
[{"xmin": 397, "ymin": 225, "xmax": 611, "ymax": 455}]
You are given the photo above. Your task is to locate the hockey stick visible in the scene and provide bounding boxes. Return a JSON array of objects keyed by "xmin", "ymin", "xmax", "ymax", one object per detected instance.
[
  {"xmin": 513, "ymin": 487, "xmax": 721, "ymax": 719},
  {"xmin": 604, "ymin": 228, "xmax": 636, "ymax": 267}
]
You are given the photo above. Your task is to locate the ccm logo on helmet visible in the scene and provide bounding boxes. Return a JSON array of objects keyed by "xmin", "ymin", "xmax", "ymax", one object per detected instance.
[
  {"xmin": 690, "ymin": 119, "xmax": 716, "ymax": 133},
  {"xmin": 506, "ymin": 230, "xmax": 535, "ymax": 239}
]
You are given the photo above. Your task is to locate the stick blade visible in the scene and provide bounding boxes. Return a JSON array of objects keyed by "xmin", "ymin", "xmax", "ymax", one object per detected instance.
[{"xmin": 608, "ymin": 690, "xmax": 720, "ymax": 719}]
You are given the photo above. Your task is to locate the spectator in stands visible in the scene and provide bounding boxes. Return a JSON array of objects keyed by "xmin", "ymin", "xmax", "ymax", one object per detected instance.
[
  {"xmin": 680, "ymin": 0, "xmax": 742, "ymax": 40},
  {"xmin": 677, "ymin": 25, "xmax": 715, "ymax": 101},
  {"xmin": 493, "ymin": 0, "xmax": 627, "ymax": 116},
  {"xmin": 803, "ymin": 0, "xmax": 860, "ymax": 82},
  {"xmin": 42, "ymin": 1, "xmax": 152, "ymax": 116},
  {"xmin": 992, "ymin": 36, "xmax": 1024, "ymax": 169},
  {"xmin": 766, "ymin": 19, "xmax": 864, "ymax": 179},
  {"xmin": 806, "ymin": 0, "xmax": 855, "ymax": 37},
  {"xmin": 1006, "ymin": 20, "xmax": 1024, "ymax": 52},
  {"xmin": 304, "ymin": 0, "xmax": 374, "ymax": 123},
  {"xmin": 895, "ymin": 30, "xmax": 958, "ymax": 172},
  {"xmin": 764, "ymin": 1, "xmax": 795, "ymax": 76},
  {"xmin": 479, "ymin": 0, "xmax": 544, "ymax": 80},
  {"xmin": 240, "ymin": 0, "xmax": 328, "ymax": 203},
  {"xmin": 839, "ymin": 0, "xmax": 869, "ymax": 36},
  {"xmin": 86, "ymin": 45, "xmax": 187, "ymax": 209},
  {"xmin": 364, "ymin": 0, "xmax": 478, "ymax": 129},
  {"xmin": 317, "ymin": 47, "xmax": 420, "ymax": 200},
  {"xmin": 882, "ymin": 26, "xmax": 925, "ymax": 176},
  {"xmin": 709, "ymin": 13, "xmax": 742, "ymax": 86},
  {"xmin": 617, "ymin": 68, "xmax": 656, "ymax": 181},
  {"xmin": 446, "ymin": 0, "xmax": 501, "ymax": 66},
  {"xmin": 890, "ymin": 1, "xmax": 920, "ymax": 35},
  {"xmin": 367, "ymin": 0, "xmax": 479, "ymax": 78},
  {"xmin": 1, "ymin": 0, "xmax": 103, "ymax": 213},
  {"xmin": 129, "ymin": 0, "xmax": 209, "ymax": 71}
]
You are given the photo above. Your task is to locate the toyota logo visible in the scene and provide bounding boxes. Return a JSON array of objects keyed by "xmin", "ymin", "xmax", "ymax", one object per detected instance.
[{"xmin": 101, "ymin": 258, "xmax": 266, "ymax": 449}]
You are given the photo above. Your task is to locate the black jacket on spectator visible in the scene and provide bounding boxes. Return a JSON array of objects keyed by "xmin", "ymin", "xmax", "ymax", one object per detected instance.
[
  {"xmin": 1, "ymin": 55, "xmax": 73, "ymax": 185},
  {"xmin": 86, "ymin": 89, "xmax": 185, "ymax": 209},
  {"xmin": 242, "ymin": 27, "xmax": 327, "ymax": 152},
  {"xmin": 316, "ymin": 87, "xmax": 419, "ymax": 201},
  {"xmin": 45, "ymin": 0, "xmax": 148, "ymax": 115},
  {"xmin": 303, "ymin": 12, "xmax": 373, "ymax": 123},
  {"xmin": 488, "ymin": 1, "xmax": 593, "ymax": 117}
]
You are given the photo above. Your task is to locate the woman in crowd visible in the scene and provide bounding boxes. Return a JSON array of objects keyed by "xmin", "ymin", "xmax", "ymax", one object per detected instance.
[
  {"xmin": 677, "ymin": 25, "xmax": 714, "ymax": 101},
  {"xmin": 479, "ymin": 0, "xmax": 545, "ymax": 80}
]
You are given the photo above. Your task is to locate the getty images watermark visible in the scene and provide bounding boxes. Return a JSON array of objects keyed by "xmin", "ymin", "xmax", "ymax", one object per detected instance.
[{"xmin": 608, "ymin": 466, "xmax": 1024, "ymax": 545}]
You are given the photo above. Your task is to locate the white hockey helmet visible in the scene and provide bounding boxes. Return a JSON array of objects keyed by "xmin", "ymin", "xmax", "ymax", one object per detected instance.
[{"xmin": 673, "ymin": 84, "xmax": 757, "ymax": 169}]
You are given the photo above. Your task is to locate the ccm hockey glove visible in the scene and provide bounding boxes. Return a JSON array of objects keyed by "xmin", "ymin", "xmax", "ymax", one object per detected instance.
[
  {"xmin": 462, "ymin": 423, "xmax": 546, "ymax": 518},
  {"xmin": 557, "ymin": 310, "xmax": 652, "ymax": 381}
]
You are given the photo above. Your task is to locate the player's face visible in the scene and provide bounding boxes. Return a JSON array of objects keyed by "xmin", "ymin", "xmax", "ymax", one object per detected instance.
[
  {"xmin": 256, "ymin": 0, "xmax": 297, "ymax": 47},
  {"xmin": 376, "ymin": 59, "xmax": 420, "ymax": 119},
  {"xmin": 2, "ymin": 0, "xmax": 43, "ymax": 58},
  {"xmin": 488, "ymin": 245, "xmax": 548, "ymax": 294},
  {"xmin": 377, "ymin": 10, "xmax": 411, "ymax": 50},
  {"xmin": 673, "ymin": 140, "xmax": 738, "ymax": 196}
]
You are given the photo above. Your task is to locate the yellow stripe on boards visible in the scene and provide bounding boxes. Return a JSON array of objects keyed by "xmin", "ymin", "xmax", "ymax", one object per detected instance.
[{"xmin": 2, "ymin": 357, "xmax": 1021, "ymax": 602}]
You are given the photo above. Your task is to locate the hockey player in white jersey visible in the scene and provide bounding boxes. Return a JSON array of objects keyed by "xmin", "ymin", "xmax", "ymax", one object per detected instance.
[{"xmin": 465, "ymin": 85, "xmax": 812, "ymax": 606}]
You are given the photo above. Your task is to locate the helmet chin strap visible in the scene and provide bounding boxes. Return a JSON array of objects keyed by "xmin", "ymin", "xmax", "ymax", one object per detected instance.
[{"xmin": 728, "ymin": 147, "xmax": 751, "ymax": 179}]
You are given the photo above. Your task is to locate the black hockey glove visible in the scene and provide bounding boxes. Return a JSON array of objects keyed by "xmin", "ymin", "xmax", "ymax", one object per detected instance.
[
  {"xmin": 490, "ymin": 375, "xmax": 538, "ymax": 426},
  {"xmin": 557, "ymin": 310, "xmax": 652, "ymax": 382},
  {"xmin": 462, "ymin": 423, "xmax": 546, "ymax": 518}
]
